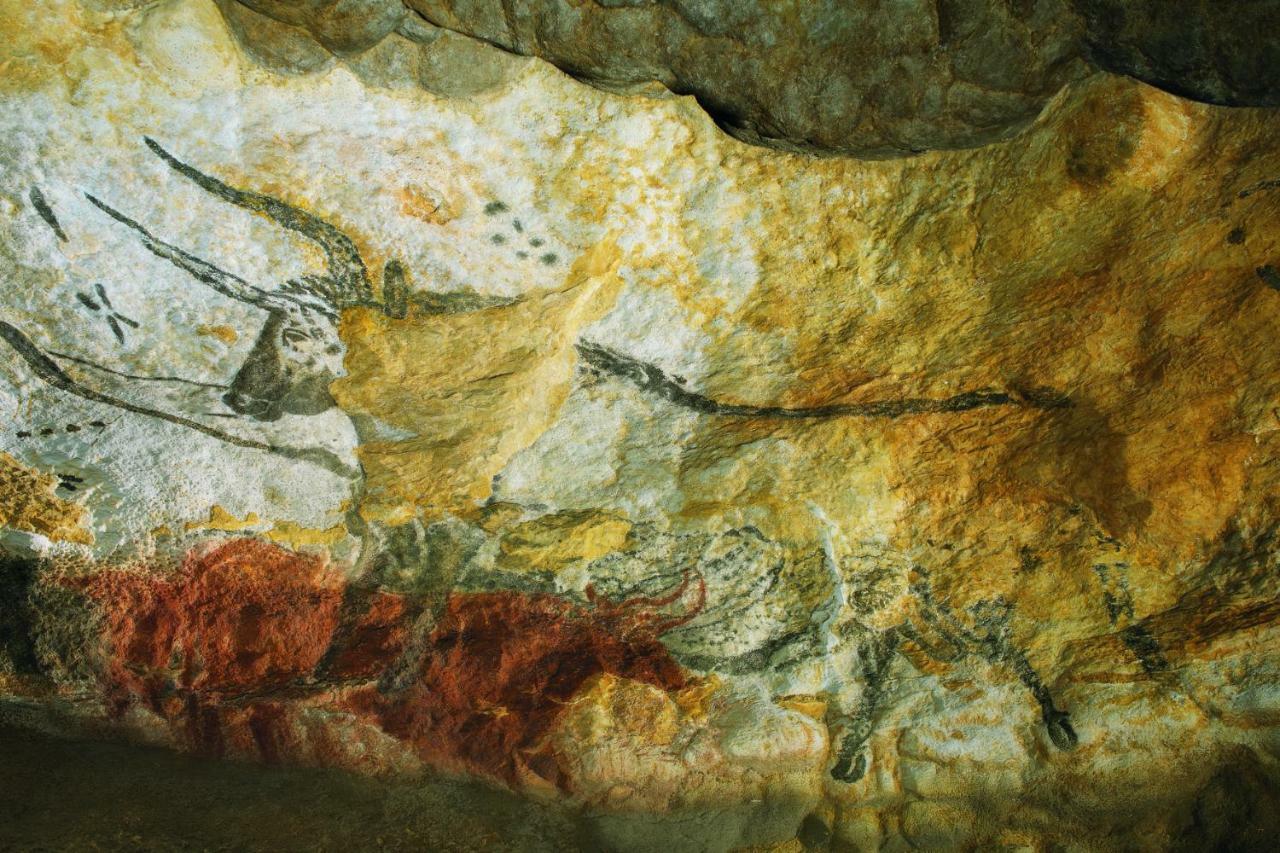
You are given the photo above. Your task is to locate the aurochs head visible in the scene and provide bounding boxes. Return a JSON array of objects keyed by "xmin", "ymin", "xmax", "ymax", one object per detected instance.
[
  {"xmin": 222, "ymin": 298, "xmax": 344, "ymax": 422},
  {"xmin": 83, "ymin": 137, "xmax": 408, "ymax": 424}
]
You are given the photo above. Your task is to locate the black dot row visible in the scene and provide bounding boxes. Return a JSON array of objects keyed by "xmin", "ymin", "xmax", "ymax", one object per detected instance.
[{"xmin": 15, "ymin": 420, "xmax": 107, "ymax": 438}]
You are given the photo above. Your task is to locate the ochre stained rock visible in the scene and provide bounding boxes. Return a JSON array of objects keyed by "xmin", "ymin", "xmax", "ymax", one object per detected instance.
[
  {"xmin": 61, "ymin": 537, "xmax": 715, "ymax": 788},
  {"xmin": 0, "ymin": 453, "xmax": 92, "ymax": 545},
  {"xmin": 69, "ymin": 539, "xmax": 344, "ymax": 712},
  {"xmin": 549, "ymin": 673, "xmax": 828, "ymax": 850},
  {"xmin": 498, "ymin": 509, "xmax": 632, "ymax": 572},
  {"xmin": 347, "ymin": 575, "xmax": 704, "ymax": 785},
  {"xmin": 3, "ymin": 1, "xmax": 1280, "ymax": 849},
  {"xmin": 183, "ymin": 504, "xmax": 261, "ymax": 532},
  {"xmin": 332, "ymin": 237, "xmax": 624, "ymax": 522}
]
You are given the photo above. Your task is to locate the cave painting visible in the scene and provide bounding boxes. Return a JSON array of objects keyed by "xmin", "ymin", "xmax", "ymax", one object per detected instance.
[
  {"xmin": 2, "ymin": 139, "xmax": 1085, "ymax": 787},
  {"xmin": 68, "ymin": 538, "xmax": 706, "ymax": 787},
  {"xmin": 5, "ymin": 138, "xmax": 1072, "ymax": 490}
]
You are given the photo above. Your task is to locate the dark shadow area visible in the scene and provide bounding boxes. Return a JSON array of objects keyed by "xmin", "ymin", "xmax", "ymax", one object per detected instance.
[
  {"xmin": 0, "ymin": 556, "xmax": 39, "ymax": 676},
  {"xmin": 0, "ymin": 725, "xmax": 588, "ymax": 852}
]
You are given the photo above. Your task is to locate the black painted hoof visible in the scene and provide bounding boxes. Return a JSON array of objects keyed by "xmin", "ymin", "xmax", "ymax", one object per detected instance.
[
  {"xmin": 1045, "ymin": 710, "xmax": 1078, "ymax": 750},
  {"xmin": 830, "ymin": 749, "xmax": 867, "ymax": 782}
]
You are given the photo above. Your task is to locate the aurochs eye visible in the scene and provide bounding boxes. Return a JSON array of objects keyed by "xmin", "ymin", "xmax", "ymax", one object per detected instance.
[{"xmin": 280, "ymin": 327, "xmax": 310, "ymax": 346}]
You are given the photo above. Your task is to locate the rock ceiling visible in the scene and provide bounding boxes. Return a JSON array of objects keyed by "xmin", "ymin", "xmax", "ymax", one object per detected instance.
[{"xmin": 223, "ymin": 0, "xmax": 1280, "ymax": 156}]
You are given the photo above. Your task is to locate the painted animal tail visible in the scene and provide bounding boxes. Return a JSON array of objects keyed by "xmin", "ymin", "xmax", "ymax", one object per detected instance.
[{"xmin": 586, "ymin": 568, "xmax": 707, "ymax": 638}]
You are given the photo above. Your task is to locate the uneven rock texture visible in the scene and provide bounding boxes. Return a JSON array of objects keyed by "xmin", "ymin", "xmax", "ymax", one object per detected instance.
[
  {"xmin": 0, "ymin": 725, "xmax": 592, "ymax": 852},
  {"xmin": 208, "ymin": 0, "xmax": 1280, "ymax": 156},
  {"xmin": 2, "ymin": 0, "xmax": 1280, "ymax": 850},
  {"xmin": 399, "ymin": 0, "xmax": 1091, "ymax": 156},
  {"xmin": 1077, "ymin": 0, "xmax": 1280, "ymax": 107}
]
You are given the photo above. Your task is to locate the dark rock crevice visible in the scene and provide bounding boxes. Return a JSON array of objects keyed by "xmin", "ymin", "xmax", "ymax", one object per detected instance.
[{"xmin": 220, "ymin": 0, "xmax": 1280, "ymax": 159}]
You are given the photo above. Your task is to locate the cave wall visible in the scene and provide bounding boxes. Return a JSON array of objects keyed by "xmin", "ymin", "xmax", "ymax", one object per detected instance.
[{"xmin": 2, "ymin": 1, "xmax": 1280, "ymax": 850}]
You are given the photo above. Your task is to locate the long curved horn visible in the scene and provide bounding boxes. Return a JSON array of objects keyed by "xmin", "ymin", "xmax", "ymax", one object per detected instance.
[
  {"xmin": 144, "ymin": 137, "xmax": 373, "ymax": 308},
  {"xmin": 84, "ymin": 193, "xmax": 278, "ymax": 311}
]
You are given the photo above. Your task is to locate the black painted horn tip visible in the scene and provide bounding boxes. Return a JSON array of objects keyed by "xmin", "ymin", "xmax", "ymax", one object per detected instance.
[
  {"xmin": 829, "ymin": 751, "xmax": 867, "ymax": 783},
  {"xmin": 1046, "ymin": 711, "xmax": 1079, "ymax": 751},
  {"xmin": 143, "ymin": 136, "xmax": 177, "ymax": 163},
  {"xmin": 82, "ymin": 192, "xmax": 123, "ymax": 220}
]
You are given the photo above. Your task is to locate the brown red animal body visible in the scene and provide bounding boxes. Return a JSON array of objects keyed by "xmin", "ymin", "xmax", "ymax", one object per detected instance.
[
  {"xmin": 69, "ymin": 539, "xmax": 704, "ymax": 786},
  {"xmin": 351, "ymin": 572, "xmax": 705, "ymax": 785}
]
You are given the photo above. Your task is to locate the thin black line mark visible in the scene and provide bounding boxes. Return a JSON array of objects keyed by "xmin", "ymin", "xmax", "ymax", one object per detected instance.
[
  {"xmin": 46, "ymin": 350, "xmax": 226, "ymax": 390},
  {"xmin": 29, "ymin": 187, "xmax": 67, "ymax": 242},
  {"xmin": 1238, "ymin": 177, "xmax": 1280, "ymax": 200}
]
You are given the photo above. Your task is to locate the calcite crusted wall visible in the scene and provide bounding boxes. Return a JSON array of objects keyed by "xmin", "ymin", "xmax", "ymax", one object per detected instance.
[{"xmin": 2, "ymin": 1, "xmax": 1280, "ymax": 850}]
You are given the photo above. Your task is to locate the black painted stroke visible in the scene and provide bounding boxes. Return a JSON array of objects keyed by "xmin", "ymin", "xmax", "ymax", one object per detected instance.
[
  {"xmin": 47, "ymin": 350, "xmax": 227, "ymax": 390},
  {"xmin": 28, "ymin": 187, "xmax": 67, "ymax": 242},
  {"xmin": 0, "ymin": 321, "xmax": 357, "ymax": 480},
  {"xmin": 1120, "ymin": 623, "xmax": 1171, "ymax": 676},
  {"xmin": 84, "ymin": 192, "xmax": 276, "ymax": 311},
  {"xmin": 911, "ymin": 576, "xmax": 1078, "ymax": 751},
  {"xmin": 1238, "ymin": 177, "xmax": 1280, "ymax": 200},
  {"xmin": 577, "ymin": 340, "xmax": 1070, "ymax": 419},
  {"xmin": 829, "ymin": 629, "xmax": 900, "ymax": 782},
  {"xmin": 1258, "ymin": 265, "xmax": 1280, "ymax": 291},
  {"xmin": 143, "ymin": 137, "xmax": 372, "ymax": 307}
]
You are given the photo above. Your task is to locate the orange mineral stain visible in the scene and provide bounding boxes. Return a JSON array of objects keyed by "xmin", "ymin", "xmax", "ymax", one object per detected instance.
[{"xmin": 69, "ymin": 539, "xmax": 344, "ymax": 753}]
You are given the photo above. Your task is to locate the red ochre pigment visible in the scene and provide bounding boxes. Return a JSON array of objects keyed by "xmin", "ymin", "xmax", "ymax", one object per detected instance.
[
  {"xmin": 350, "ymin": 572, "xmax": 705, "ymax": 785},
  {"xmin": 68, "ymin": 538, "xmax": 704, "ymax": 788}
]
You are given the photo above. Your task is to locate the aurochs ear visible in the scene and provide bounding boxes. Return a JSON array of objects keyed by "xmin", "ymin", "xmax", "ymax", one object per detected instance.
[{"xmin": 382, "ymin": 259, "xmax": 408, "ymax": 319}]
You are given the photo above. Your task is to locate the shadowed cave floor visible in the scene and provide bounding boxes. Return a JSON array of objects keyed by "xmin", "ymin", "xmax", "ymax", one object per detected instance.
[{"xmin": 0, "ymin": 725, "xmax": 590, "ymax": 852}]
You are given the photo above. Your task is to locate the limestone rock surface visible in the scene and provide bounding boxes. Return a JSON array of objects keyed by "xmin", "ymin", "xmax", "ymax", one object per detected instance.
[
  {"xmin": 210, "ymin": 0, "xmax": 1280, "ymax": 156},
  {"xmin": 1077, "ymin": 0, "xmax": 1280, "ymax": 107},
  {"xmin": 2, "ymin": 0, "xmax": 1280, "ymax": 851}
]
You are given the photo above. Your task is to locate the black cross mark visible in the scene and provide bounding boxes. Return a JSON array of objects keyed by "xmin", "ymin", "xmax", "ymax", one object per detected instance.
[{"xmin": 75, "ymin": 282, "xmax": 139, "ymax": 344}]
